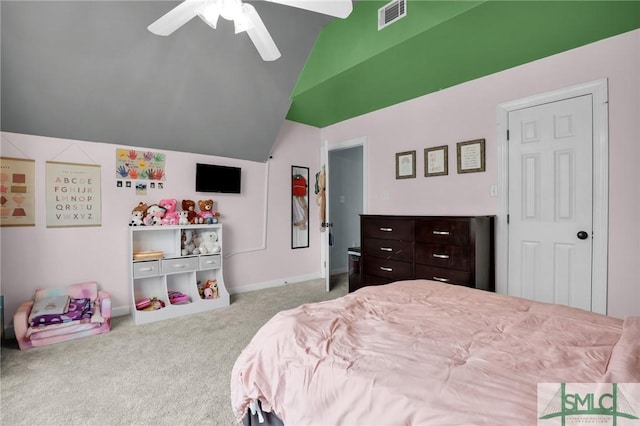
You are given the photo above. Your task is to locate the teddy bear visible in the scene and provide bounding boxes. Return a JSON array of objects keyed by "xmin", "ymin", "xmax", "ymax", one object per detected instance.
[
  {"xmin": 181, "ymin": 229, "xmax": 199, "ymax": 256},
  {"xmin": 178, "ymin": 210, "xmax": 190, "ymax": 226},
  {"xmin": 143, "ymin": 204, "xmax": 166, "ymax": 226},
  {"xmin": 198, "ymin": 199, "xmax": 220, "ymax": 224},
  {"xmin": 198, "ymin": 230, "xmax": 221, "ymax": 254},
  {"xmin": 160, "ymin": 199, "xmax": 179, "ymax": 225},
  {"xmin": 129, "ymin": 202, "xmax": 148, "ymax": 226},
  {"xmin": 181, "ymin": 199, "xmax": 202, "ymax": 224}
]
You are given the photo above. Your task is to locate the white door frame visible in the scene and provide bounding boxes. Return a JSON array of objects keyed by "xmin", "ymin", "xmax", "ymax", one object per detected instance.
[
  {"xmin": 321, "ymin": 136, "xmax": 368, "ymax": 291},
  {"xmin": 496, "ymin": 79, "xmax": 609, "ymax": 314}
]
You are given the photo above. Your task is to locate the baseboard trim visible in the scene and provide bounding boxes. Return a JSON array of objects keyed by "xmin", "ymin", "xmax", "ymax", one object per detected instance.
[{"xmin": 230, "ymin": 273, "xmax": 323, "ymax": 294}]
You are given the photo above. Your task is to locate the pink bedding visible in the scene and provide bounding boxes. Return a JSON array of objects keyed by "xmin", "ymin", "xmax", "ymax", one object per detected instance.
[{"xmin": 231, "ymin": 280, "xmax": 640, "ymax": 425}]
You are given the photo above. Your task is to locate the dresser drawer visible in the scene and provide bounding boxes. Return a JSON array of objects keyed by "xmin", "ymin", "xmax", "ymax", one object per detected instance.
[
  {"xmin": 415, "ymin": 265, "xmax": 471, "ymax": 287},
  {"xmin": 415, "ymin": 244, "xmax": 471, "ymax": 270},
  {"xmin": 199, "ymin": 255, "xmax": 221, "ymax": 270},
  {"xmin": 362, "ymin": 218, "xmax": 414, "ymax": 241},
  {"xmin": 362, "ymin": 238, "xmax": 414, "ymax": 262},
  {"xmin": 415, "ymin": 219, "xmax": 470, "ymax": 246},
  {"xmin": 161, "ymin": 257, "xmax": 198, "ymax": 274},
  {"xmin": 133, "ymin": 260, "xmax": 160, "ymax": 278},
  {"xmin": 364, "ymin": 257, "xmax": 413, "ymax": 281}
]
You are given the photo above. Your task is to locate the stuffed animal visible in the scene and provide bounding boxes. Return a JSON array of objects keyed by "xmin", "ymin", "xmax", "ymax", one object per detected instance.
[
  {"xmin": 181, "ymin": 229, "xmax": 199, "ymax": 256},
  {"xmin": 198, "ymin": 230, "xmax": 221, "ymax": 254},
  {"xmin": 182, "ymin": 199, "xmax": 202, "ymax": 224},
  {"xmin": 129, "ymin": 202, "xmax": 148, "ymax": 226},
  {"xmin": 160, "ymin": 199, "xmax": 179, "ymax": 225},
  {"xmin": 198, "ymin": 199, "xmax": 220, "ymax": 224},
  {"xmin": 143, "ymin": 204, "xmax": 166, "ymax": 226},
  {"xmin": 178, "ymin": 210, "xmax": 190, "ymax": 226},
  {"xmin": 203, "ymin": 279, "xmax": 219, "ymax": 299}
]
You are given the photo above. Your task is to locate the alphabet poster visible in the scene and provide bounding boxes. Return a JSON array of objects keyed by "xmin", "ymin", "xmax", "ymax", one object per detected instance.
[
  {"xmin": 46, "ymin": 161, "xmax": 101, "ymax": 227},
  {"xmin": 0, "ymin": 157, "xmax": 36, "ymax": 226}
]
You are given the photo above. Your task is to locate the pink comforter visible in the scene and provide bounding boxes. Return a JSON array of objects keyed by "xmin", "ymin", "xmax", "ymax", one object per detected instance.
[{"xmin": 231, "ymin": 280, "xmax": 640, "ymax": 425}]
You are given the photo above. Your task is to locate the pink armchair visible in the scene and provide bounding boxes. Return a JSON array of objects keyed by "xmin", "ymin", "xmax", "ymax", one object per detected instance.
[{"xmin": 13, "ymin": 281, "xmax": 111, "ymax": 350}]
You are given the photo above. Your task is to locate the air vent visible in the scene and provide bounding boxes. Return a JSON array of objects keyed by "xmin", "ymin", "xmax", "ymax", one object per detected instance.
[{"xmin": 378, "ymin": 0, "xmax": 406, "ymax": 31}]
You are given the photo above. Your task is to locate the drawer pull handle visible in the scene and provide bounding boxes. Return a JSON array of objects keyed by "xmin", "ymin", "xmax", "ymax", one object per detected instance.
[
  {"xmin": 432, "ymin": 230, "xmax": 450, "ymax": 235},
  {"xmin": 432, "ymin": 276, "xmax": 450, "ymax": 282},
  {"xmin": 432, "ymin": 254, "xmax": 450, "ymax": 259},
  {"xmin": 380, "ymin": 247, "xmax": 393, "ymax": 252},
  {"xmin": 380, "ymin": 266, "xmax": 393, "ymax": 272},
  {"xmin": 138, "ymin": 267, "xmax": 153, "ymax": 272},
  {"xmin": 380, "ymin": 227, "xmax": 393, "ymax": 232},
  {"xmin": 173, "ymin": 264, "xmax": 187, "ymax": 269}
]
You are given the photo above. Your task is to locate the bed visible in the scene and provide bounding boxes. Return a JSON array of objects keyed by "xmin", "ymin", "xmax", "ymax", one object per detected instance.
[{"xmin": 230, "ymin": 280, "xmax": 640, "ymax": 425}]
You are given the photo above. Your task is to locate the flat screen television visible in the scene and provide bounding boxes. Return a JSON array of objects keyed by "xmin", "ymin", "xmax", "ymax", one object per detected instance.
[{"xmin": 196, "ymin": 163, "xmax": 241, "ymax": 194}]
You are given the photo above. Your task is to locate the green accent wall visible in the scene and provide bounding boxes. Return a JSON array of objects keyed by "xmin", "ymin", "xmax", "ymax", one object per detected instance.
[{"xmin": 286, "ymin": 0, "xmax": 640, "ymax": 127}]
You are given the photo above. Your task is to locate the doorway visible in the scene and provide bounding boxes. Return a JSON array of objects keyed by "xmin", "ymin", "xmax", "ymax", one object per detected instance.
[
  {"xmin": 321, "ymin": 137, "xmax": 367, "ymax": 292},
  {"xmin": 496, "ymin": 79, "xmax": 609, "ymax": 314}
]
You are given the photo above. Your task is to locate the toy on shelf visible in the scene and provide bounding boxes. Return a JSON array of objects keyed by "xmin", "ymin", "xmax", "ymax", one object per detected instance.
[
  {"xmin": 200, "ymin": 279, "xmax": 219, "ymax": 300},
  {"xmin": 143, "ymin": 204, "xmax": 166, "ymax": 226},
  {"xmin": 181, "ymin": 229, "xmax": 198, "ymax": 256},
  {"xmin": 182, "ymin": 199, "xmax": 203, "ymax": 224},
  {"xmin": 198, "ymin": 199, "xmax": 221, "ymax": 224},
  {"xmin": 178, "ymin": 210, "xmax": 190, "ymax": 225},
  {"xmin": 136, "ymin": 297, "xmax": 165, "ymax": 311},
  {"xmin": 129, "ymin": 202, "xmax": 148, "ymax": 226},
  {"xmin": 168, "ymin": 291, "xmax": 189, "ymax": 305},
  {"xmin": 160, "ymin": 199, "xmax": 179, "ymax": 225},
  {"xmin": 198, "ymin": 230, "xmax": 221, "ymax": 255}
]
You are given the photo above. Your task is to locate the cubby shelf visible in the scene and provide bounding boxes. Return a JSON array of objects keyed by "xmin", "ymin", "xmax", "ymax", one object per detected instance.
[{"xmin": 129, "ymin": 224, "xmax": 230, "ymax": 325}]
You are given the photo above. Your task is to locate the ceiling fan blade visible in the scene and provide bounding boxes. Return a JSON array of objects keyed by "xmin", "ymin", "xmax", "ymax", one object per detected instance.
[
  {"xmin": 148, "ymin": 0, "xmax": 206, "ymax": 36},
  {"xmin": 243, "ymin": 3, "xmax": 281, "ymax": 61},
  {"xmin": 265, "ymin": 0, "xmax": 353, "ymax": 18}
]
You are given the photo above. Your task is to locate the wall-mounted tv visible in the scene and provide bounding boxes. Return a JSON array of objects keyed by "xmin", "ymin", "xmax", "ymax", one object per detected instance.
[{"xmin": 196, "ymin": 163, "xmax": 241, "ymax": 194}]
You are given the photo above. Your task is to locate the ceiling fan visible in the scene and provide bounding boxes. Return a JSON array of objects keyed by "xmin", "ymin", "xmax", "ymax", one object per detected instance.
[{"xmin": 148, "ymin": 0, "xmax": 353, "ymax": 61}]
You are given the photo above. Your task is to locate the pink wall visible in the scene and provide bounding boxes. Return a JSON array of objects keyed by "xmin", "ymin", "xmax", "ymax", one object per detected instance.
[
  {"xmin": 1, "ymin": 30, "xmax": 637, "ymax": 329},
  {"xmin": 321, "ymin": 30, "xmax": 640, "ymax": 318},
  {"xmin": 0, "ymin": 122, "xmax": 321, "ymax": 328}
]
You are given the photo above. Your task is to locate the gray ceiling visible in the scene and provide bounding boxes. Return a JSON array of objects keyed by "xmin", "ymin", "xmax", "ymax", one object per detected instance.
[{"xmin": 1, "ymin": 1, "xmax": 333, "ymax": 162}]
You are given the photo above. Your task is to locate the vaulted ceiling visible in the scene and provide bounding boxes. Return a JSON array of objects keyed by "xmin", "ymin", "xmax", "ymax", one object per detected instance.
[{"xmin": 2, "ymin": 1, "xmax": 639, "ymax": 162}]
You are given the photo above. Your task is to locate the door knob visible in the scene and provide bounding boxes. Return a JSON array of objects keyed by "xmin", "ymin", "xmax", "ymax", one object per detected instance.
[{"xmin": 577, "ymin": 231, "xmax": 589, "ymax": 240}]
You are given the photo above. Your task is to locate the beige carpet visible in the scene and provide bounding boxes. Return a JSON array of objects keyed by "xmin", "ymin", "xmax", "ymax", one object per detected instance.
[{"xmin": 1, "ymin": 275, "xmax": 348, "ymax": 425}]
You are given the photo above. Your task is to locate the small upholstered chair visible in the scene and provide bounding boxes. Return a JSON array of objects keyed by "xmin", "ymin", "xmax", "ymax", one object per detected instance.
[{"xmin": 13, "ymin": 281, "xmax": 111, "ymax": 350}]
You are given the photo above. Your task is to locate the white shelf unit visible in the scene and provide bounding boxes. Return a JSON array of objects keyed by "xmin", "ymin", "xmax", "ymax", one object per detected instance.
[{"xmin": 129, "ymin": 224, "xmax": 230, "ymax": 325}]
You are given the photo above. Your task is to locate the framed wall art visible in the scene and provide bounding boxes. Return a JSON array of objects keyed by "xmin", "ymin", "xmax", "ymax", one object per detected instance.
[
  {"xmin": 0, "ymin": 157, "xmax": 36, "ymax": 226},
  {"xmin": 457, "ymin": 139, "xmax": 486, "ymax": 174},
  {"xmin": 424, "ymin": 145, "xmax": 448, "ymax": 177},
  {"xmin": 395, "ymin": 150, "xmax": 416, "ymax": 179},
  {"xmin": 46, "ymin": 161, "xmax": 102, "ymax": 227}
]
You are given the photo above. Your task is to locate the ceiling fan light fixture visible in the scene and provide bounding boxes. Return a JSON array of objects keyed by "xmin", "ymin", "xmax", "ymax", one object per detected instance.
[
  {"xmin": 233, "ymin": 10, "xmax": 254, "ymax": 34},
  {"xmin": 218, "ymin": 0, "xmax": 243, "ymax": 21},
  {"xmin": 198, "ymin": 3, "xmax": 220, "ymax": 29}
]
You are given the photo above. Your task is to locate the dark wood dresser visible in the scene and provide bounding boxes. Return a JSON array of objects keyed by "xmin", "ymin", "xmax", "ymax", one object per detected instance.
[{"xmin": 358, "ymin": 215, "xmax": 495, "ymax": 292}]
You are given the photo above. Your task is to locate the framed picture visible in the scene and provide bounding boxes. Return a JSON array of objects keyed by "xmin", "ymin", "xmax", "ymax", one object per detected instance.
[
  {"xmin": 424, "ymin": 145, "xmax": 448, "ymax": 177},
  {"xmin": 45, "ymin": 161, "xmax": 102, "ymax": 228},
  {"xmin": 0, "ymin": 157, "xmax": 36, "ymax": 227},
  {"xmin": 395, "ymin": 150, "xmax": 416, "ymax": 179},
  {"xmin": 457, "ymin": 139, "xmax": 486, "ymax": 174}
]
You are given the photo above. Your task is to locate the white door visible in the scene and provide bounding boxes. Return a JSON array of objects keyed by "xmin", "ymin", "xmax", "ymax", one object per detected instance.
[{"xmin": 507, "ymin": 95, "xmax": 593, "ymax": 310}]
